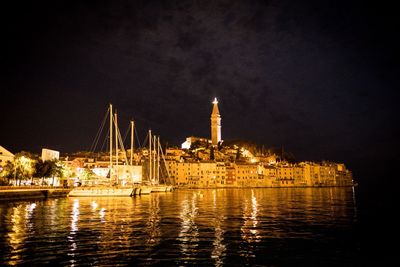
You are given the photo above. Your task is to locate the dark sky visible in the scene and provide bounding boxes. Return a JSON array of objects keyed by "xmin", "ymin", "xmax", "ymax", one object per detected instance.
[{"xmin": 1, "ymin": 0, "xmax": 399, "ymax": 183}]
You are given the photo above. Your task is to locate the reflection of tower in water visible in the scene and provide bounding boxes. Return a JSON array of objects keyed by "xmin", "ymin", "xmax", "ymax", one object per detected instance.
[
  {"xmin": 240, "ymin": 190, "xmax": 261, "ymax": 258},
  {"xmin": 211, "ymin": 189, "xmax": 226, "ymax": 267}
]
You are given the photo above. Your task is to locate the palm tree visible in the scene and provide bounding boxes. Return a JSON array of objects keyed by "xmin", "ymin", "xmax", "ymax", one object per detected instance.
[
  {"xmin": 35, "ymin": 159, "xmax": 64, "ymax": 186},
  {"xmin": 50, "ymin": 160, "xmax": 64, "ymax": 186}
]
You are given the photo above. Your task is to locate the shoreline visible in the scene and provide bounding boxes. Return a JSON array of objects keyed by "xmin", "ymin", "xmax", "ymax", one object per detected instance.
[
  {"xmin": 0, "ymin": 188, "xmax": 71, "ymax": 201},
  {"xmin": 0, "ymin": 185, "xmax": 356, "ymax": 201},
  {"xmin": 175, "ymin": 184, "xmax": 357, "ymax": 189}
]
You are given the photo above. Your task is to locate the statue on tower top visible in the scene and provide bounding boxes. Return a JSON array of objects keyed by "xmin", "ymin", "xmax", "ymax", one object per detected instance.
[{"xmin": 211, "ymin": 97, "xmax": 220, "ymax": 115}]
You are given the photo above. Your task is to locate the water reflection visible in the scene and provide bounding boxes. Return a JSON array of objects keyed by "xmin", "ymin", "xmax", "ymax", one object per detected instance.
[
  {"xmin": 239, "ymin": 190, "xmax": 261, "ymax": 258},
  {"xmin": 25, "ymin": 203, "xmax": 36, "ymax": 233},
  {"xmin": 211, "ymin": 190, "xmax": 226, "ymax": 267},
  {"xmin": 0, "ymin": 188, "xmax": 359, "ymax": 266},
  {"xmin": 178, "ymin": 192, "xmax": 199, "ymax": 262},
  {"xmin": 68, "ymin": 199, "xmax": 79, "ymax": 265},
  {"xmin": 70, "ymin": 199, "xmax": 79, "ymax": 233},
  {"xmin": 7, "ymin": 205, "xmax": 24, "ymax": 265},
  {"xmin": 146, "ymin": 193, "xmax": 161, "ymax": 247}
]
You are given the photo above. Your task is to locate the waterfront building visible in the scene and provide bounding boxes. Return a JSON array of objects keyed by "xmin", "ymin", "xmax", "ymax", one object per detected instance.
[
  {"xmin": 166, "ymin": 160, "xmax": 177, "ymax": 182},
  {"xmin": 235, "ymin": 162, "xmax": 259, "ymax": 187},
  {"xmin": 0, "ymin": 145, "xmax": 14, "ymax": 167},
  {"xmin": 54, "ymin": 97, "xmax": 354, "ymax": 189},
  {"xmin": 215, "ymin": 162, "xmax": 227, "ymax": 186},
  {"xmin": 293, "ymin": 165, "xmax": 306, "ymax": 186},
  {"xmin": 317, "ymin": 162, "xmax": 353, "ymax": 186},
  {"xmin": 225, "ymin": 163, "xmax": 237, "ymax": 186},
  {"xmin": 299, "ymin": 161, "xmax": 353, "ymax": 186},
  {"xmin": 176, "ymin": 161, "xmax": 198, "ymax": 186},
  {"xmin": 166, "ymin": 157, "xmax": 354, "ymax": 188},
  {"xmin": 276, "ymin": 164, "xmax": 295, "ymax": 187},
  {"xmin": 60, "ymin": 144, "xmax": 354, "ymax": 188},
  {"xmin": 300, "ymin": 162, "xmax": 316, "ymax": 186},
  {"xmin": 333, "ymin": 163, "xmax": 354, "ymax": 186},
  {"xmin": 262, "ymin": 165, "xmax": 277, "ymax": 187},
  {"xmin": 169, "ymin": 160, "xmax": 223, "ymax": 187},
  {"xmin": 319, "ymin": 164, "xmax": 336, "ymax": 186},
  {"xmin": 41, "ymin": 148, "xmax": 60, "ymax": 161}
]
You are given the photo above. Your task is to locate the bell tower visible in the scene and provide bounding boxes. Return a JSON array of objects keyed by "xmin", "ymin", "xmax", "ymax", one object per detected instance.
[{"xmin": 211, "ymin": 98, "xmax": 221, "ymax": 146}]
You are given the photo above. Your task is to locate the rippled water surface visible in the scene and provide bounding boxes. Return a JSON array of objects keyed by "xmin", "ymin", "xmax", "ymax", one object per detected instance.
[{"xmin": 0, "ymin": 188, "xmax": 359, "ymax": 266}]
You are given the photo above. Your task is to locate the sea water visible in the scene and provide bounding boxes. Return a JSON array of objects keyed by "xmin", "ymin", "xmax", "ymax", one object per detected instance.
[{"xmin": 0, "ymin": 188, "xmax": 363, "ymax": 266}]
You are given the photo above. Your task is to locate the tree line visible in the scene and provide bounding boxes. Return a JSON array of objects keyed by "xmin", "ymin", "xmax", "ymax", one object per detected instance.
[{"xmin": 0, "ymin": 151, "xmax": 65, "ymax": 186}]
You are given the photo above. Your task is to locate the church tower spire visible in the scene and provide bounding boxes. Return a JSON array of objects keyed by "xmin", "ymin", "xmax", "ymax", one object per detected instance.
[{"xmin": 211, "ymin": 97, "xmax": 221, "ymax": 146}]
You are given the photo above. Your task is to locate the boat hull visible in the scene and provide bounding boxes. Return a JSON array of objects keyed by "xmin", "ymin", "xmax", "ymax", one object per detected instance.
[
  {"xmin": 151, "ymin": 185, "xmax": 168, "ymax": 192},
  {"xmin": 68, "ymin": 187, "xmax": 134, "ymax": 197},
  {"xmin": 138, "ymin": 186, "xmax": 152, "ymax": 195}
]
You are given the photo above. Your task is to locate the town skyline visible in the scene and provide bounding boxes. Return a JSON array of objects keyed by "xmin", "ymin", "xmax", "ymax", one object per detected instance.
[
  {"xmin": 1, "ymin": 0, "xmax": 398, "ymax": 189},
  {"xmin": 0, "ymin": 97, "xmax": 346, "ymax": 161}
]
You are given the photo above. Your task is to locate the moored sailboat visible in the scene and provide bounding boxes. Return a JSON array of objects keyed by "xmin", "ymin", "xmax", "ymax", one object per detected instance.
[
  {"xmin": 147, "ymin": 130, "xmax": 174, "ymax": 193},
  {"xmin": 69, "ymin": 104, "xmax": 135, "ymax": 197}
]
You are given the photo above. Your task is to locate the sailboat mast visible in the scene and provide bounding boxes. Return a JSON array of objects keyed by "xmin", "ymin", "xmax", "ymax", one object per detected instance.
[
  {"xmin": 109, "ymin": 104, "xmax": 113, "ymax": 184},
  {"xmin": 149, "ymin": 129, "xmax": 152, "ymax": 183},
  {"xmin": 153, "ymin": 135, "xmax": 156, "ymax": 184},
  {"xmin": 159, "ymin": 142, "xmax": 171, "ymax": 185},
  {"xmin": 130, "ymin": 120, "xmax": 134, "ymax": 165},
  {"xmin": 115, "ymin": 112, "xmax": 119, "ymax": 185},
  {"xmin": 157, "ymin": 136, "xmax": 160, "ymax": 183}
]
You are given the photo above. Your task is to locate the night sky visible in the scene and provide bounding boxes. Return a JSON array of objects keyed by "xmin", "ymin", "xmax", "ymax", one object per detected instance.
[{"xmin": 1, "ymin": 0, "xmax": 399, "ymax": 185}]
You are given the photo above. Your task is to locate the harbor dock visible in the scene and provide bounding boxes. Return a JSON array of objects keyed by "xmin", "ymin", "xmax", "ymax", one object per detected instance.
[{"xmin": 0, "ymin": 187, "xmax": 71, "ymax": 201}]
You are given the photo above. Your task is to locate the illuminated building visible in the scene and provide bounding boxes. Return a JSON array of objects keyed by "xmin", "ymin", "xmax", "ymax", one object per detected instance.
[
  {"xmin": 235, "ymin": 163, "xmax": 259, "ymax": 187},
  {"xmin": 41, "ymin": 148, "xmax": 60, "ymax": 161},
  {"xmin": 166, "ymin": 158, "xmax": 354, "ymax": 188},
  {"xmin": 180, "ymin": 98, "xmax": 222, "ymax": 149},
  {"xmin": 211, "ymin": 98, "xmax": 221, "ymax": 146},
  {"xmin": 0, "ymin": 145, "xmax": 14, "ymax": 167},
  {"xmin": 181, "ymin": 136, "xmax": 210, "ymax": 150}
]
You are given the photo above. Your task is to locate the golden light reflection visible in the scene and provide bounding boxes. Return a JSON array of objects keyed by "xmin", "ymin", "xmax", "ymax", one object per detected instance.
[
  {"xmin": 211, "ymin": 190, "xmax": 226, "ymax": 267},
  {"xmin": 88, "ymin": 200, "xmax": 107, "ymax": 223},
  {"xmin": 68, "ymin": 198, "xmax": 79, "ymax": 266},
  {"xmin": 7, "ymin": 205, "xmax": 26, "ymax": 266},
  {"xmin": 25, "ymin": 203, "xmax": 36, "ymax": 215},
  {"xmin": 99, "ymin": 207, "xmax": 106, "ymax": 223},
  {"xmin": 0, "ymin": 188, "xmax": 359, "ymax": 265},
  {"xmin": 71, "ymin": 199, "xmax": 79, "ymax": 233},
  {"xmin": 146, "ymin": 194, "xmax": 161, "ymax": 247},
  {"xmin": 47, "ymin": 199, "xmax": 59, "ymax": 230},
  {"xmin": 91, "ymin": 200, "xmax": 98, "ymax": 211},
  {"xmin": 178, "ymin": 193, "xmax": 199, "ymax": 259},
  {"xmin": 24, "ymin": 203, "xmax": 36, "ymax": 233},
  {"xmin": 67, "ymin": 197, "xmax": 136, "ymax": 256},
  {"xmin": 241, "ymin": 190, "xmax": 261, "ymax": 247}
]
